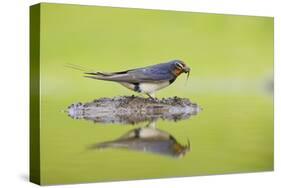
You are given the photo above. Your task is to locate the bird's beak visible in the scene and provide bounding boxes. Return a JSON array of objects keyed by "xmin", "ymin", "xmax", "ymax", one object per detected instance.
[
  {"xmin": 183, "ymin": 67, "xmax": 190, "ymax": 80},
  {"xmin": 183, "ymin": 67, "xmax": 190, "ymax": 73}
]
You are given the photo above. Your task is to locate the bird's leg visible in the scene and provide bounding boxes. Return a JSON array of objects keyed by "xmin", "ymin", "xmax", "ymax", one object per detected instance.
[
  {"xmin": 147, "ymin": 93, "xmax": 154, "ymax": 99},
  {"xmin": 146, "ymin": 93, "xmax": 156, "ymax": 100}
]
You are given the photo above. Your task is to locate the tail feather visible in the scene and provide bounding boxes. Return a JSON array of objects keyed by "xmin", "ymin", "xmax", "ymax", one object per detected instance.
[
  {"xmin": 84, "ymin": 72, "xmax": 131, "ymax": 82},
  {"xmin": 66, "ymin": 63, "xmax": 133, "ymax": 82},
  {"xmin": 65, "ymin": 63, "xmax": 91, "ymax": 72},
  {"xmin": 85, "ymin": 72, "xmax": 114, "ymax": 76},
  {"xmin": 83, "ymin": 75, "xmax": 113, "ymax": 81}
]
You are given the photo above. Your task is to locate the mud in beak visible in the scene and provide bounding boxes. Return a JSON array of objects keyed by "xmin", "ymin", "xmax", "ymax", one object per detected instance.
[{"xmin": 183, "ymin": 67, "xmax": 191, "ymax": 79}]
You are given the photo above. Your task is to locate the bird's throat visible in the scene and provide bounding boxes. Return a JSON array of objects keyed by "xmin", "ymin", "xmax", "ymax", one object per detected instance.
[{"xmin": 172, "ymin": 69, "xmax": 183, "ymax": 76}]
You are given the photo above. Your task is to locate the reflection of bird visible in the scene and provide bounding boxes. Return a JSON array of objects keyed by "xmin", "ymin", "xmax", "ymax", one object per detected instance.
[
  {"xmin": 91, "ymin": 125, "xmax": 190, "ymax": 158},
  {"xmin": 84, "ymin": 60, "xmax": 190, "ymax": 98}
]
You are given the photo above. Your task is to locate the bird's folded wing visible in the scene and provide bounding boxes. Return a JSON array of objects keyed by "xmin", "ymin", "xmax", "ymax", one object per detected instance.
[{"xmin": 85, "ymin": 67, "xmax": 174, "ymax": 83}]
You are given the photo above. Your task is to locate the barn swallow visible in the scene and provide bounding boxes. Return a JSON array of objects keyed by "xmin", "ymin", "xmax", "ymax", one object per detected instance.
[{"xmin": 84, "ymin": 60, "xmax": 190, "ymax": 98}]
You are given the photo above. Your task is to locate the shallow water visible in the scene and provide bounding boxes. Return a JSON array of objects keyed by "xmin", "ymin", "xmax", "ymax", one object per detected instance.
[{"xmin": 40, "ymin": 93, "xmax": 273, "ymax": 184}]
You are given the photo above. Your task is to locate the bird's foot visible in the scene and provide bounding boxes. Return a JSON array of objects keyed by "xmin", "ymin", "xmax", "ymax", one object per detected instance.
[{"xmin": 150, "ymin": 98, "xmax": 159, "ymax": 102}]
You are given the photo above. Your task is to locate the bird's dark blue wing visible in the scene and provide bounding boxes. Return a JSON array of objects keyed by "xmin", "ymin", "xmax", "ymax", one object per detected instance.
[
  {"xmin": 85, "ymin": 61, "xmax": 176, "ymax": 83},
  {"xmin": 127, "ymin": 63, "xmax": 174, "ymax": 82}
]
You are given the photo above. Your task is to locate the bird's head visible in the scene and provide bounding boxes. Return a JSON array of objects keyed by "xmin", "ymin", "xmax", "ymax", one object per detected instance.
[
  {"xmin": 171, "ymin": 60, "xmax": 191, "ymax": 78},
  {"xmin": 172, "ymin": 137, "xmax": 191, "ymax": 158}
]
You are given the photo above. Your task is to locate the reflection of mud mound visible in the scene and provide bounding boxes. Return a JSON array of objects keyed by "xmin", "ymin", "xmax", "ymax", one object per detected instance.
[{"xmin": 66, "ymin": 96, "xmax": 201, "ymax": 125}]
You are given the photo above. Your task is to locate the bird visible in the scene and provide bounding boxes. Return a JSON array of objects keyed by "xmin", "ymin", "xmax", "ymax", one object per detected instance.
[{"xmin": 71, "ymin": 60, "xmax": 191, "ymax": 99}]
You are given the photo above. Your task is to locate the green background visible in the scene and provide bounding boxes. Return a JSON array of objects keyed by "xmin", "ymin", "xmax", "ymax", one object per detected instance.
[{"xmin": 38, "ymin": 3, "xmax": 273, "ymax": 185}]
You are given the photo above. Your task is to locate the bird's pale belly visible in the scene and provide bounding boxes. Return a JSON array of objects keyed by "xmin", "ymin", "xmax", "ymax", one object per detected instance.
[
  {"xmin": 120, "ymin": 81, "xmax": 170, "ymax": 95},
  {"xmin": 139, "ymin": 82, "xmax": 170, "ymax": 94}
]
